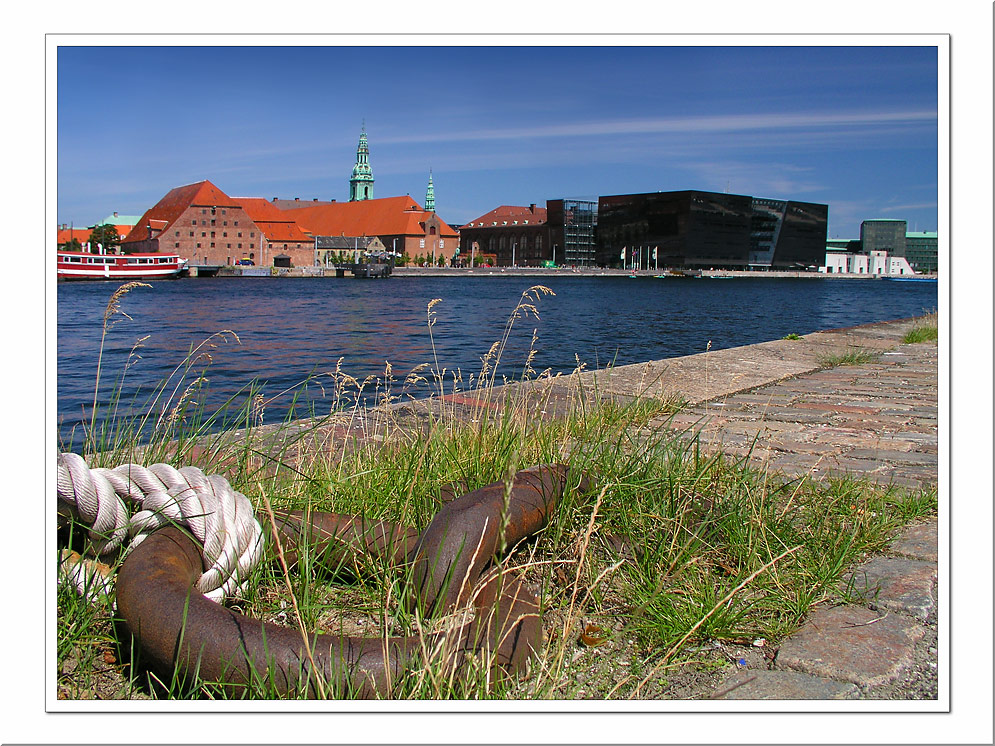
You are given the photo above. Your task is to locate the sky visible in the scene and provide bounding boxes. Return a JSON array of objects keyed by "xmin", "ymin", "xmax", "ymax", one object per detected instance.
[{"xmin": 57, "ymin": 44, "xmax": 939, "ymax": 239}]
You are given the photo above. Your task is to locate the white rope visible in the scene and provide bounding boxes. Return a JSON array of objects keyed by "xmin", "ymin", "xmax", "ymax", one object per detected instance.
[{"xmin": 57, "ymin": 452, "xmax": 264, "ymax": 603}]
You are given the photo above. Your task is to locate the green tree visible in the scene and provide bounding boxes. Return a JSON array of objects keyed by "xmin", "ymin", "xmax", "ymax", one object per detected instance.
[
  {"xmin": 88, "ymin": 224, "xmax": 121, "ymax": 254},
  {"xmin": 62, "ymin": 237, "xmax": 83, "ymax": 251}
]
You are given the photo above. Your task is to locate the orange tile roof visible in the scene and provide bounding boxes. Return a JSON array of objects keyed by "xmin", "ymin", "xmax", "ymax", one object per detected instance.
[
  {"xmin": 238, "ymin": 198, "xmax": 313, "ymax": 242},
  {"xmin": 284, "ymin": 196, "xmax": 458, "ymax": 238},
  {"xmin": 57, "ymin": 227, "xmax": 91, "ymax": 245},
  {"xmin": 123, "ymin": 180, "xmax": 240, "ymax": 243},
  {"xmin": 464, "ymin": 204, "xmax": 547, "ymax": 228}
]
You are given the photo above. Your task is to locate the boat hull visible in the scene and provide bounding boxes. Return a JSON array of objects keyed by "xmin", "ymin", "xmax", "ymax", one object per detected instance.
[{"xmin": 57, "ymin": 251, "xmax": 188, "ymax": 281}]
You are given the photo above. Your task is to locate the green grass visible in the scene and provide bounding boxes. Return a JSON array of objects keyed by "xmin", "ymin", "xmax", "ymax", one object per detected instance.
[
  {"xmin": 816, "ymin": 346, "xmax": 878, "ymax": 369},
  {"xmin": 56, "ymin": 284, "xmax": 938, "ymax": 700},
  {"xmin": 902, "ymin": 313, "xmax": 939, "ymax": 345}
]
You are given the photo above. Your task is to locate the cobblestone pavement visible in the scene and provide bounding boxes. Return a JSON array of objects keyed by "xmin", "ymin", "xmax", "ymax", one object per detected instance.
[
  {"xmin": 660, "ymin": 341, "xmax": 938, "ymax": 489},
  {"xmin": 642, "ymin": 320, "xmax": 940, "ymax": 700},
  {"xmin": 238, "ymin": 317, "xmax": 940, "ymax": 701}
]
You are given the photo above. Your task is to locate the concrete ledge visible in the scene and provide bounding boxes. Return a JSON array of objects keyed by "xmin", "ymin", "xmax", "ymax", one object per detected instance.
[
  {"xmin": 713, "ymin": 669, "xmax": 860, "ymax": 700},
  {"xmin": 775, "ymin": 605, "xmax": 926, "ymax": 687}
]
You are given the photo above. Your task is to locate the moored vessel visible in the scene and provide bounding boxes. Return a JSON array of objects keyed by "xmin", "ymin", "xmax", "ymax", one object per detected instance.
[{"xmin": 57, "ymin": 251, "xmax": 188, "ymax": 281}]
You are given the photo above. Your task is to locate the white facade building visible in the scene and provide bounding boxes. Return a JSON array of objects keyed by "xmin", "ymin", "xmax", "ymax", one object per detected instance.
[{"xmin": 821, "ymin": 249, "xmax": 915, "ymax": 276}]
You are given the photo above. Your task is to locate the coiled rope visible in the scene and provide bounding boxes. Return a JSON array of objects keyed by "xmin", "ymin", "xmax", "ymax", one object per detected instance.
[{"xmin": 57, "ymin": 452, "xmax": 264, "ymax": 602}]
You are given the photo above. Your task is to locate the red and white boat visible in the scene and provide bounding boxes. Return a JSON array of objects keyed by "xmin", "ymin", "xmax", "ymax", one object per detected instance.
[{"xmin": 57, "ymin": 251, "xmax": 189, "ymax": 281}]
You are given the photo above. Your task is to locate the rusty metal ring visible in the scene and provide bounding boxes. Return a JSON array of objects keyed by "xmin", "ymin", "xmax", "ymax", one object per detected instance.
[{"xmin": 116, "ymin": 463, "xmax": 586, "ymax": 698}]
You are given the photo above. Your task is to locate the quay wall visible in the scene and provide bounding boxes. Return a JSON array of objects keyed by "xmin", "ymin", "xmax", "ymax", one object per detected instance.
[{"xmin": 204, "ymin": 265, "xmax": 889, "ymax": 279}]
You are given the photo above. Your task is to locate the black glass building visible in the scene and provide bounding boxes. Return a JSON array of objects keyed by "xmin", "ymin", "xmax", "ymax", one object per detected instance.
[{"xmin": 596, "ymin": 190, "xmax": 828, "ymax": 270}]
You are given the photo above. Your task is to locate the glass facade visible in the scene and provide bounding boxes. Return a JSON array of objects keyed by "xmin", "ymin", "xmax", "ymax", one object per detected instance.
[
  {"xmin": 596, "ymin": 191, "xmax": 827, "ymax": 270},
  {"xmin": 547, "ymin": 199, "xmax": 597, "ymax": 266},
  {"xmin": 860, "ymin": 220, "xmax": 907, "ymax": 256},
  {"xmin": 772, "ymin": 201, "xmax": 830, "ymax": 268},
  {"xmin": 905, "ymin": 231, "xmax": 938, "ymax": 273}
]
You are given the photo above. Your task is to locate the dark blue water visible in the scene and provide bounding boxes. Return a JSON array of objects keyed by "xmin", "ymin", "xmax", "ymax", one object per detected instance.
[{"xmin": 57, "ymin": 275, "xmax": 937, "ymax": 450}]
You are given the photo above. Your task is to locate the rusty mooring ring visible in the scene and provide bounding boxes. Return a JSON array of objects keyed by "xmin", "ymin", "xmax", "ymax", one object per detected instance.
[{"xmin": 116, "ymin": 463, "xmax": 586, "ymax": 698}]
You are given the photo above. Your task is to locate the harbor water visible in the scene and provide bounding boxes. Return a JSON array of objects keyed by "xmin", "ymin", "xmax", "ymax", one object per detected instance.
[{"xmin": 57, "ymin": 275, "xmax": 937, "ymax": 451}]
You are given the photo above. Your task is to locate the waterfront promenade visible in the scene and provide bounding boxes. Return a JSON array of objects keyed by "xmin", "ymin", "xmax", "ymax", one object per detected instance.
[
  {"xmin": 243, "ymin": 315, "xmax": 938, "ymax": 700},
  {"xmin": 214, "ymin": 264, "xmax": 892, "ymax": 279}
]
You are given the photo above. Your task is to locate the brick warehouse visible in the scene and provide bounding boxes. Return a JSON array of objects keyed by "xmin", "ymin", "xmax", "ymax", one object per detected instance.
[
  {"xmin": 280, "ymin": 195, "xmax": 459, "ymax": 265},
  {"xmin": 122, "ymin": 180, "xmax": 315, "ymax": 268}
]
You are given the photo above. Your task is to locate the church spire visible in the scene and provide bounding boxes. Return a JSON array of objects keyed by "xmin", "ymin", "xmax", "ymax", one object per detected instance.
[
  {"xmin": 349, "ymin": 124, "xmax": 375, "ymax": 202},
  {"xmin": 425, "ymin": 169, "xmax": 435, "ymax": 213}
]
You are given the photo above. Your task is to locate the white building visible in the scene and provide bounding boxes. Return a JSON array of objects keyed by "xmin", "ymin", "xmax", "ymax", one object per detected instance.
[{"xmin": 821, "ymin": 249, "xmax": 915, "ymax": 276}]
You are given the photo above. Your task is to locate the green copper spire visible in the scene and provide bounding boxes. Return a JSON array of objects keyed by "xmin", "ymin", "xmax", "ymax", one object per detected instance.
[
  {"xmin": 349, "ymin": 125, "xmax": 374, "ymax": 201},
  {"xmin": 425, "ymin": 169, "xmax": 435, "ymax": 213}
]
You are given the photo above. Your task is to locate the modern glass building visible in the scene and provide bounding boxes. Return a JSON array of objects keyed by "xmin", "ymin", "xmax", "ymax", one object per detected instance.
[
  {"xmin": 546, "ymin": 199, "xmax": 597, "ymax": 266},
  {"xmin": 905, "ymin": 231, "xmax": 938, "ymax": 273},
  {"xmin": 595, "ymin": 190, "xmax": 827, "ymax": 270},
  {"xmin": 860, "ymin": 219, "xmax": 907, "ymax": 256}
]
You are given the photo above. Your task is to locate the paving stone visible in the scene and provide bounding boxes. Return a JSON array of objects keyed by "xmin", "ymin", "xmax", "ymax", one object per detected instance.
[
  {"xmin": 713, "ymin": 669, "xmax": 860, "ymax": 700},
  {"xmin": 889, "ymin": 520, "xmax": 939, "ymax": 562},
  {"xmin": 843, "ymin": 556, "xmax": 937, "ymax": 620},
  {"xmin": 775, "ymin": 605, "xmax": 925, "ymax": 687},
  {"xmin": 846, "ymin": 449, "xmax": 937, "ymax": 466}
]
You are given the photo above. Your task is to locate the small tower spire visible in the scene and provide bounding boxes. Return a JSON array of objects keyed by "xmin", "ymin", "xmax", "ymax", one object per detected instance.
[
  {"xmin": 349, "ymin": 124, "xmax": 375, "ymax": 202},
  {"xmin": 425, "ymin": 169, "xmax": 435, "ymax": 213}
]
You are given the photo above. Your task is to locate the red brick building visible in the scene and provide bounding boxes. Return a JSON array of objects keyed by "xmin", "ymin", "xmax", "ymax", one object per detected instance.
[
  {"xmin": 457, "ymin": 204, "xmax": 549, "ymax": 266},
  {"xmin": 121, "ymin": 180, "xmax": 315, "ymax": 267},
  {"xmin": 280, "ymin": 195, "xmax": 459, "ymax": 265}
]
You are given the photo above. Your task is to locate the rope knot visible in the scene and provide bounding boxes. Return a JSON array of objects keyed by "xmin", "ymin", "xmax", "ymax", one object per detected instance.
[{"xmin": 57, "ymin": 453, "xmax": 264, "ymax": 603}]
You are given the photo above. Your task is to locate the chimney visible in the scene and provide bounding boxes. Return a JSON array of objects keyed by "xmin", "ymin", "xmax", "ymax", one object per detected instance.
[
  {"xmin": 529, "ymin": 204, "xmax": 536, "ymax": 213},
  {"xmin": 272, "ymin": 197, "xmax": 278, "ymax": 202},
  {"xmin": 295, "ymin": 197, "xmax": 300, "ymax": 202}
]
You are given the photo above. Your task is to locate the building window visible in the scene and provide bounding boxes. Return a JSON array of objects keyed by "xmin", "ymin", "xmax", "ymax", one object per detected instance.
[
  {"xmin": 238, "ymin": 232, "xmax": 242, "ymax": 238},
  {"xmin": 202, "ymin": 232, "xmax": 206, "ymax": 237},
  {"xmin": 189, "ymin": 231, "xmax": 194, "ymax": 237},
  {"xmin": 197, "ymin": 243, "xmax": 202, "ymax": 248},
  {"xmin": 192, "ymin": 219, "xmax": 197, "ymax": 225},
  {"xmin": 419, "ymin": 239, "xmax": 425, "ymax": 248}
]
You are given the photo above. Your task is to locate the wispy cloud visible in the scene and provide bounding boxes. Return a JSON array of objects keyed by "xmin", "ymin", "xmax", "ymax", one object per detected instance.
[
  {"xmin": 879, "ymin": 202, "xmax": 939, "ymax": 213},
  {"xmin": 676, "ymin": 160, "xmax": 825, "ymax": 198},
  {"xmin": 378, "ymin": 109, "xmax": 937, "ymax": 145}
]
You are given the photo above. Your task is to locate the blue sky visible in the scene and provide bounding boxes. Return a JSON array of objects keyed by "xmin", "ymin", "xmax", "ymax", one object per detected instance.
[{"xmin": 57, "ymin": 44, "xmax": 939, "ymax": 237}]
